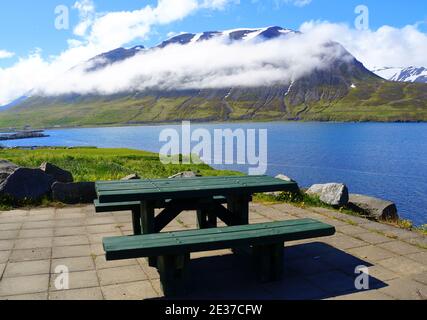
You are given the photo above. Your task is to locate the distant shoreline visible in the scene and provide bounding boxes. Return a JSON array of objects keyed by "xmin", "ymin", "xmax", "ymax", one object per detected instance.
[{"xmin": 1, "ymin": 119, "xmax": 427, "ymax": 132}]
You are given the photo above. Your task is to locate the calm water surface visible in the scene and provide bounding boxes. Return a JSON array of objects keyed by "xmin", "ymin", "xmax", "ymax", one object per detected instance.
[{"xmin": 3, "ymin": 122, "xmax": 427, "ymax": 225}]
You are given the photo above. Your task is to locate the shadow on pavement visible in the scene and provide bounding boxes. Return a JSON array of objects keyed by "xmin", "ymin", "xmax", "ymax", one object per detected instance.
[{"xmin": 149, "ymin": 242, "xmax": 388, "ymax": 300}]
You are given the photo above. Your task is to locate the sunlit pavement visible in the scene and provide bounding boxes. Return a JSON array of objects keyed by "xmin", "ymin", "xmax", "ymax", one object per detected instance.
[{"xmin": 0, "ymin": 203, "xmax": 426, "ymax": 300}]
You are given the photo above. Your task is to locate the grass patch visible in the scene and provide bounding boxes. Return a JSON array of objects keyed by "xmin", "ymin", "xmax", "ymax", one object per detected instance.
[
  {"xmin": 0, "ymin": 147, "xmax": 242, "ymax": 182},
  {"xmin": 0, "ymin": 147, "xmax": 242, "ymax": 209}
]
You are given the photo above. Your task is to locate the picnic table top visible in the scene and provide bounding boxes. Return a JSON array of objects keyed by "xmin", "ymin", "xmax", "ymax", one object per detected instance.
[{"xmin": 96, "ymin": 175, "xmax": 299, "ymax": 203}]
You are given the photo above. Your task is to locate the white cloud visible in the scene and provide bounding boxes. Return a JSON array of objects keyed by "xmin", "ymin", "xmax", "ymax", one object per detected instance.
[
  {"xmin": 300, "ymin": 21, "xmax": 427, "ymax": 69},
  {"xmin": 0, "ymin": 0, "xmax": 235, "ymax": 105},
  {"xmin": 270, "ymin": 0, "xmax": 312, "ymax": 8},
  {"xmin": 0, "ymin": 50, "xmax": 15, "ymax": 59},
  {"xmin": 30, "ymin": 34, "xmax": 349, "ymax": 97}
]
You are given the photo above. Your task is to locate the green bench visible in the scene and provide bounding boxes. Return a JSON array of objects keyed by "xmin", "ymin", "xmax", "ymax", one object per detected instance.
[
  {"xmin": 103, "ymin": 219, "xmax": 335, "ymax": 296},
  {"xmin": 94, "ymin": 196, "xmax": 229, "ymax": 235}
]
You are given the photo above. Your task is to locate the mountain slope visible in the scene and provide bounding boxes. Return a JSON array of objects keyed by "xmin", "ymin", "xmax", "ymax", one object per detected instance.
[{"xmin": 1, "ymin": 26, "xmax": 427, "ymax": 128}]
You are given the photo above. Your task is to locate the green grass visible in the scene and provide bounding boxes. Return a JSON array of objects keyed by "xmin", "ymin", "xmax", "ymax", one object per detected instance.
[
  {"xmin": 1, "ymin": 80, "xmax": 427, "ymax": 130},
  {"xmin": 0, "ymin": 147, "xmax": 242, "ymax": 182}
]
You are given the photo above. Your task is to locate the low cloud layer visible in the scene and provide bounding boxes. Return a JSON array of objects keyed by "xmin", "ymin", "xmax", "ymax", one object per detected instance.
[
  {"xmin": 32, "ymin": 34, "xmax": 348, "ymax": 97},
  {"xmin": 301, "ymin": 21, "xmax": 427, "ymax": 69},
  {"xmin": 1, "ymin": 0, "xmax": 427, "ymax": 106}
]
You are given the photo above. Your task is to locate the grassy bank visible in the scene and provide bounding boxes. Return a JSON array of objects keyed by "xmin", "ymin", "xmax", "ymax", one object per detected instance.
[
  {"xmin": 0, "ymin": 147, "xmax": 242, "ymax": 182},
  {"xmin": 0, "ymin": 147, "xmax": 425, "ymax": 235}
]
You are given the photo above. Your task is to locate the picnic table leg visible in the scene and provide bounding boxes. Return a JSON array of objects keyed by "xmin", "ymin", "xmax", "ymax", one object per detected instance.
[
  {"xmin": 157, "ymin": 253, "xmax": 190, "ymax": 297},
  {"xmin": 131, "ymin": 207, "xmax": 142, "ymax": 235},
  {"xmin": 141, "ymin": 200, "xmax": 157, "ymax": 267},
  {"xmin": 227, "ymin": 194, "xmax": 250, "ymax": 255},
  {"xmin": 197, "ymin": 198, "xmax": 218, "ymax": 229},
  {"xmin": 252, "ymin": 243, "xmax": 284, "ymax": 282}
]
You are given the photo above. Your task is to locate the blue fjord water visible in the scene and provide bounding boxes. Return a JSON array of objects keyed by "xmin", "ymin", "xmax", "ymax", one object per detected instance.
[{"xmin": 3, "ymin": 122, "xmax": 427, "ymax": 226}]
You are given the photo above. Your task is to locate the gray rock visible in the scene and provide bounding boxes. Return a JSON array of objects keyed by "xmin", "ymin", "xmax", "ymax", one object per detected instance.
[
  {"xmin": 0, "ymin": 160, "xmax": 19, "ymax": 182},
  {"xmin": 40, "ymin": 162, "xmax": 73, "ymax": 183},
  {"xmin": 348, "ymin": 194, "xmax": 399, "ymax": 221},
  {"xmin": 121, "ymin": 174, "xmax": 140, "ymax": 180},
  {"xmin": 306, "ymin": 183, "xmax": 349, "ymax": 206},
  {"xmin": 0, "ymin": 168, "xmax": 55, "ymax": 201},
  {"xmin": 266, "ymin": 174, "xmax": 298, "ymax": 196},
  {"xmin": 52, "ymin": 182, "xmax": 96, "ymax": 204},
  {"xmin": 168, "ymin": 171, "xmax": 201, "ymax": 179},
  {"xmin": 275, "ymin": 174, "xmax": 295, "ymax": 183}
]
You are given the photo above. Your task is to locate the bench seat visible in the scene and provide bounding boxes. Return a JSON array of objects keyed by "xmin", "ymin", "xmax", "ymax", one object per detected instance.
[{"xmin": 103, "ymin": 219, "xmax": 335, "ymax": 296}]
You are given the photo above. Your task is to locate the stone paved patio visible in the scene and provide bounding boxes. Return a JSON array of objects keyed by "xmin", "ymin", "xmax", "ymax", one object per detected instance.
[{"xmin": 0, "ymin": 203, "xmax": 426, "ymax": 300}]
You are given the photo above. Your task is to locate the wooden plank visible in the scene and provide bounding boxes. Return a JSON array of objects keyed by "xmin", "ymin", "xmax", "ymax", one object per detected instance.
[
  {"xmin": 103, "ymin": 219, "xmax": 335, "ymax": 260},
  {"xmin": 98, "ymin": 182, "xmax": 298, "ymax": 203},
  {"xmin": 140, "ymin": 201, "xmax": 157, "ymax": 267},
  {"xmin": 94, "ymin": 199, "xmax": 140, "ymax": 213},
  {"xmin": 96, "ymin": 176, "xmax": 297, "ymax": 192}
]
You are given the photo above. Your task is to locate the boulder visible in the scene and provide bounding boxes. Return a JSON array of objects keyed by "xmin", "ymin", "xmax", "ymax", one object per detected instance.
[
  {"xmin": 168, "ymin": 171, "xmax": 201, "ymax": 179},
  {"xmin": 121, "ymin": 174, "xmax": 140, "ymax": 180},
  {"xmin": 40, "ymin": 162, "xmax": 73, "ymax": 183},
  {"xmin": 275, "ymin": 174, "xmax": 296, "ymax": 183},
  {"xmin": 0, "ymin": 168, "xmax": 55, "ymax": 201},
  {"xmin": 52, "ymin": 182, "xmax": 96, "ymax": 204},
  {"xmin": 306, "ymin": 183, "xmax": 349, "ymax": 206},
  {"xmin": 348, "ymin": 194, "xmax": 399, "ymax": 221},
  {"xmin": 0, "ymin": 160, "xmax": 19, "ymax": 182},
  {"xmin": 266, "ymin": 174, "xmax": 298, "ymax": 196}
]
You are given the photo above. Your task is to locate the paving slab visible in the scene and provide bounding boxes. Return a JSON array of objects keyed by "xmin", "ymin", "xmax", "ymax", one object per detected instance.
[
  {"xmin": 0, "ymin": 240, "xmax": 14, "ymax": 251},
  {"xmin": 9, "ymin": 248, "xmax": 51, "ymax": 262},
  {"xmin": 94, "ymin": 255, "xmax": 138, "ymax": 270},
  {"xmin": 378, "ymin": 241, "xmax": 423, "ymax": 255},
  {"xmin": 0, "ymin": 223, "xmax": 22, "ymax": 231},
  {"xmin": 0, "ymin": 230, "xmax": 19, "ymax": 240},
  {"xmin": 4, "ymin": 260, "xmax": 50, "ymax": 277},
  {"xmin": 51, "ymin": 256, "xmax": 95, "ymax": 273},
  {"xmin": 52, "ymin": 245, "xmax": 91, "ymax": 259},
  {"xmin": 101, "ymin": 280, "xmax": 159, "ymax": 300},
  {"xmin": 14, "ymin": 237, "xmax": 53, "ymax": 250},
  {"xmin": 379, "ymin": 277, "xmax": 427, "ymax": 300},
  {"xmin": 19, "ymin": 228, "xmax": 54, "ymax": 239},
  {"xmin": 49, "ymin": 270, "xmax": 99, "ymax": 291},
  {"xmin": 348, "ymin": 245, "xmax": 397, "ymax": 263},
  {"xmin": 53, "ymin": 235, "xmax": 89, "ymax": 247},
  {"xmin": 406, "ymin": 252, "xmax": 427, "ymax": 265},
  {"xmin": 353, "ymin": 232, "xmax": 395, "ymax": 245},
  {"xmin": 49, "ymin": 287, "xmax": 103, "ymax": 300},
  {"xmin": 0, "ymin": 274, "xmax": 49, "ymax": 296},
  {"xmin": 378, "ymin": 256, "xmax": 427, "ymax": 276},
  {"xmin": 54, "ymin": 226, "xmax": 86, "ymax": 237},
  {"xmin": 0, "ymin": 251, "xmax": 10, "ymax": 264},
  {"xmin": 97, "ymin": 265, "xmax": 148, "ymax": 286},
  {"xmin": 0, "ymin": 292, "xmax": 48, "ymax": 300}
]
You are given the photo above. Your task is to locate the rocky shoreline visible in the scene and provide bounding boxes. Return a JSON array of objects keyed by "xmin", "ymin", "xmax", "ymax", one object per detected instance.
[
  {"xmin": 0, "ymin": 158, "xmax": 404, "ymax": 227},
  {"xmin": 0, "ymin": 130, "xmax": 49, "ymax": 141}
]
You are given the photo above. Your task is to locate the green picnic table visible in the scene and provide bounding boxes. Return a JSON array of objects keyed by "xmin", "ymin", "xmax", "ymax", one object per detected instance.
[
  {"xmin": 95, "ymin": 175, "xmax": 299, "ymax": 235},
  {"xmin": 95, "ymin": 176, "xmax": 336, "ymax": 297}
]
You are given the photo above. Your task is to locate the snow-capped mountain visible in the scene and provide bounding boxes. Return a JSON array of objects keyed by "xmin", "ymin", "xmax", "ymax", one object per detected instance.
[
  {"xmin": 373, "ymin": 66, "xmax": 427, "ymax": 83},
  {"xmin": 157, "ymin": 26, "xmax": 297, "ymax": 48}
]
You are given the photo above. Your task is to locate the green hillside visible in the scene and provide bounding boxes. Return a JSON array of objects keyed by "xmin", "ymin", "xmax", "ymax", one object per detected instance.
[{"xmin": 0, "ymin": 80, "xmax": 426, "ymax": 129}]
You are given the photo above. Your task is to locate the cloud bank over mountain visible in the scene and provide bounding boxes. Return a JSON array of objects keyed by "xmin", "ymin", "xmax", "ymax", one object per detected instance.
[
  {"xmin": 1, "ymin": 0, "xmax": 427, "ymax": 105},
  {"xmin": 31, "ymin": 33, "xmax": 349, "ymax": 97}
]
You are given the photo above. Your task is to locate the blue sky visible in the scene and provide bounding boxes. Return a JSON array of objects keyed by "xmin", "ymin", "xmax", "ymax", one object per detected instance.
[
  {"xmin": 0, "ymin": 0, "xmax": 426, "ymax": 68},
  {"xmin": 1, "ymin": 0, "xmax": 427, "ymax": 106}
]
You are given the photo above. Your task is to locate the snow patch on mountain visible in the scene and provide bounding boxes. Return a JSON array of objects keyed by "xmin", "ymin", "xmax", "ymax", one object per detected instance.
[{"xmin": 373, "ymin": 66, "xmax": 427, "ymax": 83}]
